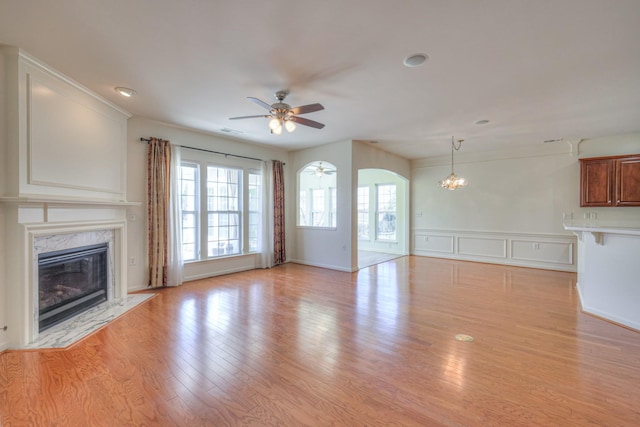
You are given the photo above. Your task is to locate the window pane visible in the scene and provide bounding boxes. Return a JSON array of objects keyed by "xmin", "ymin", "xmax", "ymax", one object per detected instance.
[
  {"xmin": 377, "ymin": 184, "xmax": 396, "ymax": 211},
  {"xmin": 311, "ymin": 188, "xmax": 325, "ymax": 227},
  {"xmin": 358, "ymin": 187, "xmax": 369, "ymax": 240},
  {"xmin": 248, "ymin": 172, "xmax": 260, "ymax": 253},
  {"xmin": 377, "ymin": 184, "xmax": 397, "ymax": 241},
  {"xmin": 329, "ymin": 187, "xmax": 337, "ymax": 227},
  {"xmin": 206, "ymin": 167, "xmax": 242, "ymax": 258},
  {"xmin": 299, "ymin": 190, "xmax": 309, "ymax": 226},
  {"xmin": 377, "ymin": 212, "xmax": 396, "ymax": 241},
  {"xmin": 180, "ymin": 164, "xmax": 199, "ymax": 261}
]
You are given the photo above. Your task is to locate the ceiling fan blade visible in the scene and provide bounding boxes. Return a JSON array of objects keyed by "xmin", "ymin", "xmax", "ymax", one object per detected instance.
[
  {"xmin": 247, "ymin": 97, "xmax": 273, "ymax": 111},
  {"xmin": 291, "ymin": 116, "xmax": 325, "ymax": 129},
  {"xmin": 229, "ymin": 115, "xmax": 270, "ymax": 120},
  {"xmin": 289, "ymin": 103, "xmax": 324, "ymax": 115}
]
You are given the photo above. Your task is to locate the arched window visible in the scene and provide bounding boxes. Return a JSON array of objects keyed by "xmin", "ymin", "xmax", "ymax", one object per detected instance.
[{"xmin": 297, "ymin": 161, "xmax": 337, "ymax": 228}]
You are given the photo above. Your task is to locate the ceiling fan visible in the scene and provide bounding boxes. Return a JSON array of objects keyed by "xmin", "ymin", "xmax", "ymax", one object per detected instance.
[
  {"xmin": 306, "ymin": 162, "xmax": 336, "ymax": 176},
  {"xmin": 229, "ymin": 90, "xmax": 325, "ymax": 134}
]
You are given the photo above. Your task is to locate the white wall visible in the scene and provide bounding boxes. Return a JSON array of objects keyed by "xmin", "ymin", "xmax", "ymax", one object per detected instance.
[
  {"xmin": 352, "ymin": 140, "xmax": 411, "ymax": 179},
  {"xmin": 126, "ymin": 117, "xmax": 290, "ymax": 289},
  {"xmin": 289, "ymin": 140, "xmax": 354, "ymax": 271},
  {"xmin": 411, "ymin": 133, "xmax": 640, "ymax": 271}
]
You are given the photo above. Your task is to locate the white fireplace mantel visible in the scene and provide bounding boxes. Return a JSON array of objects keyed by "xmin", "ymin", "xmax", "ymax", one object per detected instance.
[{"xmin": 0, "ymin": 195, "xmax": 140, "ymax": 207}]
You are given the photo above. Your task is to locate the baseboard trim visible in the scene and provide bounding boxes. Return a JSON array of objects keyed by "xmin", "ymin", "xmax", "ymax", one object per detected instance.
[{"xmin": 289, "ymin": 259, "xmax": 357, "ymax": 273}]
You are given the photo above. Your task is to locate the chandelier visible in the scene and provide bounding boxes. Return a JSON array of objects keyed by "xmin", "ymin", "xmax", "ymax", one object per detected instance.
[{"xmin": 439, "ymin": 137, "xmax": 467, "ymax": 190}]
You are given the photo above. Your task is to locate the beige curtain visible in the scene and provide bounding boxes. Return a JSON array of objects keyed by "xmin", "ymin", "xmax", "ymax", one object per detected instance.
[
  {"xmin": 273, "ymin": 160, "xmax": 286, "ymax": 265},
  {"xmin": 147, "ymin": 138, "xmax": 171, "ymax": 288}
]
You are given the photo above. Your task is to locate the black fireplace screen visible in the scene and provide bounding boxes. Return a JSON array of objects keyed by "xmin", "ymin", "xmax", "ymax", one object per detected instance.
[{"xmin": 38, "ymin": 243, "xmax": 108, "ymax": 331}]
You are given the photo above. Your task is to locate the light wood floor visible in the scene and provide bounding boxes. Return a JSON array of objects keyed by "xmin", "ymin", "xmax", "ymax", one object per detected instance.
[{"xmin": 2, "ymin": 256, "xmax": 640, "ymax": 426}]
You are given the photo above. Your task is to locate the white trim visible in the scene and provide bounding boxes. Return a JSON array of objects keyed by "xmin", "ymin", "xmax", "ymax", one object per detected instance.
[
  {"xmin": 184, "ymin": 265, "xmax": 257, "ymax": 282},
  {"xmin": 289, "ymin": 259, "xmax": 357, "ymax": 273},
  {"xmin": 15, "ymin": 48, "xmax": 132, "ymax": 117}
]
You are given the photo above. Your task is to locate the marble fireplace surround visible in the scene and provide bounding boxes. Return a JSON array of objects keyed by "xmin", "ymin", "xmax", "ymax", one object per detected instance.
[
  {"xmin": 21, "ymin": 220, "xmax": 130, "ymax": 348},
  {"xmin": 24, "ymin": 221, "xmax": 127, "ymax": 343},
  {"xmin": 34, "ymin": 229, "xmax": 116, "ymax": 328}
]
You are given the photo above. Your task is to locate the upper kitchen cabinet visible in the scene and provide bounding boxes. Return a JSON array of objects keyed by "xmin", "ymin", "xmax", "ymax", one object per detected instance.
[{"xmin": 580, "ymin": 154, "xmax": 640, "ymax": 207}]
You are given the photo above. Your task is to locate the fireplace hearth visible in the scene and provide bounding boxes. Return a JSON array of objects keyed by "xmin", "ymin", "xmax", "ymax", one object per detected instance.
[{"xmin": 38, "ymin": 243, "xmax": 109, "ymax": 331}]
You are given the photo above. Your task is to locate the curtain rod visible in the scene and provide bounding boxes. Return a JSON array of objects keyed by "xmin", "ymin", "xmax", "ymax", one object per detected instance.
[{"xmin": 140, "ymin": 137, "xmax": 284, "ymax": 164}]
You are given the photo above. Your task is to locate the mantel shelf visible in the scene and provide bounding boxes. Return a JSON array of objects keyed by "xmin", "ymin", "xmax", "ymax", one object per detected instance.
[{"xmin": 0, "ymin": 196, "xmax": 140, "ymax": 208}]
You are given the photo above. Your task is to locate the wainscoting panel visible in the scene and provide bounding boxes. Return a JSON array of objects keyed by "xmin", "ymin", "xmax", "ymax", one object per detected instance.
[
  {"xmin": 412, "ymin": 229, "xmax": 576, "ymax": 272},
  {"xmin": 511, "ymin": 239, "xmax": 574, "ymax": 265},
  {"xmin": 413, "ymin": 233, "xmax": 454, "ymax": 254},
  {"xmin": 458, "ymin": 236, "xmax": 507, "ymax": 258}
]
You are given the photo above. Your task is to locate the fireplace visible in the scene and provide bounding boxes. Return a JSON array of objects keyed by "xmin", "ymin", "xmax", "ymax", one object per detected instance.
[{"xmin": 38, "ymin": 243, "xmax": 109, "ymax": 331}]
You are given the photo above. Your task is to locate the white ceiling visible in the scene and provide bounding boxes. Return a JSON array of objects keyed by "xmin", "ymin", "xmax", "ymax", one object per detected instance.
[{"xmin": 1, "ymin": 0, "xmax": 639, "ymax": 158}]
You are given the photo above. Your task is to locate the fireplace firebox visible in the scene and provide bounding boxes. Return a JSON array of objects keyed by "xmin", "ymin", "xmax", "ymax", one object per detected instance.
[{"xmin": 38, "ymin": 243, "xmax": 109, "ymax": 331}]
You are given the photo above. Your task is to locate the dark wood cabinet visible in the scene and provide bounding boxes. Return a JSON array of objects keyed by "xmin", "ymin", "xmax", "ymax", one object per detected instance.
[{"xmin": 580, "ymin": 154, "xmax": 640, "ymax": 207}]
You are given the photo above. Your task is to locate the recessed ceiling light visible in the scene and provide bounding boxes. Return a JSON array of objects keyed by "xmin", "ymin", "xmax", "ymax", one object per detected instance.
[
  {"xmin": 475, "ymin": 119, "xmax": 490, "ymax": 125},
  {"xmin": 403, "ymin": 53, "xmax": 428, "ymax": 67},
  {"xmin": 114, "ymin": 87, "xmax": 136, "ymax": 97},
  {"xmin": 219, "ymin": 128, "xmax": 243, "ymax": 134}
]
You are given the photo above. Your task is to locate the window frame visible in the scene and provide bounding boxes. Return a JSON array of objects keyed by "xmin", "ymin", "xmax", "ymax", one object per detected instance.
[
  {"xmin": 179, "ymin": 156, "xmax": 261, "ymax": 263},
  {"xmin": 375, "ymin": 183, "xmax": 397, "ymax": 242}
]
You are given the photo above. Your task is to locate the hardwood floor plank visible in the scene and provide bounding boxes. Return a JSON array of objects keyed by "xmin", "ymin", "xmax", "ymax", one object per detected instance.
[{"xmin": 2, "ymin": 256, "xmax": 640, "ymax": 425}]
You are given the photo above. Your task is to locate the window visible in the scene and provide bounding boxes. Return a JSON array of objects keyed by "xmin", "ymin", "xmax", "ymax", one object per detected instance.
[
  {"xmin": 357, "ymin": 186, "xmax": 369, "ymax": 240},
  {"xmin": 180, "ymin": 160, "xmax": 260, "ymax": 262},
  {"xmin": 376, "ymin": 184, "xmax": 397, "ymax": 241},
  {"xmin": 180, "ymin": 163, "xmax": 198, "ymax": 261},
  {"xmin": 297, "ymin": 161, "xmax": 337, "ymax": 228},
  {"xmin": 207, "ymin": 166, "xmax": 241, "ymax": 257},
  {"xmin": 247, "ymin": 171, "xmax": 260, "ymax": 252}
]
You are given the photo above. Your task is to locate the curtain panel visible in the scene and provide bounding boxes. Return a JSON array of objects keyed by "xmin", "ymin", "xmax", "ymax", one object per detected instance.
[
  {"xmin": 147, "ymin": 138, "xmax": 171, "ymax": 288},
  {"xmin": 273, "ymin": 160, "xmax": 286, "ymax": 265},
  {"xmin": 167, "ymin": 144, "xmax": 184, "ymax": 286}
]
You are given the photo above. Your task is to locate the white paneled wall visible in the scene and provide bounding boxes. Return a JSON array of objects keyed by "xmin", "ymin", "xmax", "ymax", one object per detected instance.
[
  {"xmin": 413, "ymin": 229, "xmax": 575, "ymax": 271},
  {"xmin": 0, "ymin": 48, "xmax": 131, "ymax": 350}
]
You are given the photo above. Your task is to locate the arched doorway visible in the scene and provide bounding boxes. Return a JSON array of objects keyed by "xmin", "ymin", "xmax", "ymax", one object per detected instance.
[{"xmin": 357, "ymin": 168, "xmax": 409, "ymax": 268}]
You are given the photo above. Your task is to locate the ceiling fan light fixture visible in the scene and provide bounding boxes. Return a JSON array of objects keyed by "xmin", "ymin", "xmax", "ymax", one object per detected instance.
[
  {"xmin": 285, "ymin": 120, "xmax": 296, "ymax": 132},
  {"xmin": 268, "ymin": 117, "xmax": 281, "ymax": 130},
  {"xmin": 229, "ymin": 91, "xmax": 325, "ymax": 134}
]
